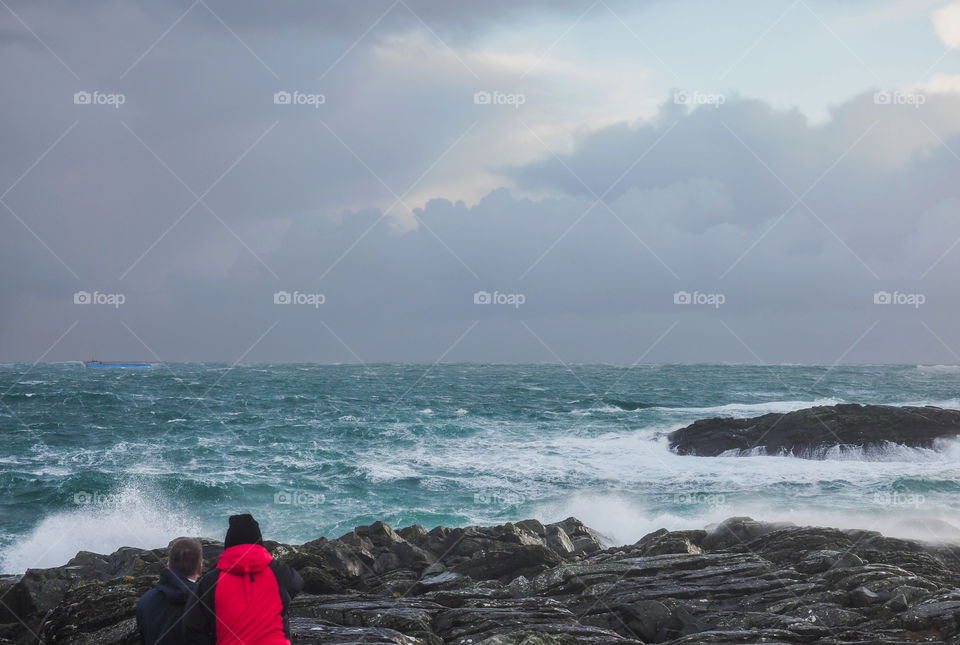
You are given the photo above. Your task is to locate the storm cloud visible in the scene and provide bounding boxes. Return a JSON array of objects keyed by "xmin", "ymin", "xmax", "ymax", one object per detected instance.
[{"xmin": 1, "ymin": 0, "xmax": 959, "ymax": 365}]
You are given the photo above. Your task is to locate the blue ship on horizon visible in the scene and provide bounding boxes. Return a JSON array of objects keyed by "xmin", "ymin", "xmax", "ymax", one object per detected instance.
[{"xmin": 84, "ymin": 360, "xmax": 151, "ymax": 369}]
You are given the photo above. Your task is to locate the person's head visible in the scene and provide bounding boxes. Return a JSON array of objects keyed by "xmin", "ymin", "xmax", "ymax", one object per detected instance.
[
  {"xmin": 167, "ymin": 537, "xmax": 203, "ymax": 579},
  {"xmin": 223, "ymin": 513, "xmax": 263, "ymax": 549}
]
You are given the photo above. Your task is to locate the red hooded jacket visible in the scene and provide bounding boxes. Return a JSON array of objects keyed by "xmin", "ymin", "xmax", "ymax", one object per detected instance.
[{"xmin": 184, "ymin": 544, "xmax": 303, "ymax": 644}]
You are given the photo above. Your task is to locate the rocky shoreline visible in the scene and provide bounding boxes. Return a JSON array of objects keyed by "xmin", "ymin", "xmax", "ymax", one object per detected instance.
[{"xmin": 3, "ymin": 515, "xmax": 960, "ymax": 644}]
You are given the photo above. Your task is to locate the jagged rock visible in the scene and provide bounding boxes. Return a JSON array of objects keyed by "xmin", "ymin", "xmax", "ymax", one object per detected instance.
[
  {"xmin": 886, "ymin": 593, "xmax": 910, "ymax": 612},
  {"xmin": 545, "ymin": 526, "xmax": 576, "ymax": 556},
  {"xmin": 849, "ymin": 585, "xmax": 883, "ymax": 607},
  {"xmin": 37, "ymin": 575, "xmax": 150, "ymax": 643},
  {"xmin": 795, "ymin": 550, "xmax": 864, "ymax": 574},
  {"xmin": 668, "ymin": 403, "xmax": 960, "ymax": 456},
  {"xmin": 621, "ymin": 599, "xmax": 672, "ymax": 641},
  {"xmin": 0, "ymin": 575, "xmax": 33, "ymax": 625},
  {"xmin": 634, "ymin": 528, "xmax": 706, "ymax": 556},
  {"xmin": 452, "ymin": 545, "xmax": 563, "ymax": 582},
  {"xmin": 551, "ymin": 517, "xmax": 607, "ymax": 555},
  {"xmin": 901, "ymin": 596, "xmax": 960, "ymax": 634},
  {"xmin": 6, "ymin": 516, "xmax": 960, "ymax": 645},
  {"xmin": 516, "ymin": 519, "xmax": 547, "ymax": 536},
  {"xmin": 702, "ymin": 516, "xmax": 794, "ymax": 550}
]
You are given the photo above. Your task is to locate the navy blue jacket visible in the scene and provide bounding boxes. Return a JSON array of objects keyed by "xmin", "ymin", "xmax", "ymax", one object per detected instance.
[{"xmin": 136, "ymin": 568, "xmax": 198, "ymax": 645}]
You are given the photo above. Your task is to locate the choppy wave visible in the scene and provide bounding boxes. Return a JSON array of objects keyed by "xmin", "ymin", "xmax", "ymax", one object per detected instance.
[{"xmin": 4, "ymin": 363, "xmax": 960, "ymax": 571}]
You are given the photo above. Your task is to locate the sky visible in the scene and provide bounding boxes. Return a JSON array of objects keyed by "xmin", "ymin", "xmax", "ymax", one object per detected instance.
[{"xmin": 1, "ymin": 0, "xmax": 959, "ymax": 364}]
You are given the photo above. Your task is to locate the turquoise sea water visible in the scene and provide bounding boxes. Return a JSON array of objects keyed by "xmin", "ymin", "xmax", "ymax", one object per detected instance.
[{"xmin": 2, "ymin": 363, "xmax": 960, "ymax": 573}]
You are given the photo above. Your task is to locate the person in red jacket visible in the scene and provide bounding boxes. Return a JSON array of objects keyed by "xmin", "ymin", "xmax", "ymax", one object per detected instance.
[{"xmin": 184, "ymin": 514, "xmax": 303, "ymax": 645}]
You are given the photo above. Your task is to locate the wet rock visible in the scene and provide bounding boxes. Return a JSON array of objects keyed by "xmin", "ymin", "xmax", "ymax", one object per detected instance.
[
  {"xmin": 668, "ymin": 403, "xmax": 960, "ymax": 456},
  {"xmin": 516, "ymin": 519, "xmax": 546, "ymax": 537},
  {"xmin": 702, "ymin": 516, "xmax": 793, "ymax": 551},
  {"xmin": 849, "ymin": 586, "xmax": 883, "ymax": 607},
  {"xmin": 886, "ymin": 593, "xmax": 910, "ymax": 612},
  {"xmin": 289, "ymin": 617, "xmax": 423, "ymax": 644},
  {"xmin": 290, "ymin": 595, "xmax": 443, "ymax": 643},
  {"xmin": 452, "ymin": 545, "xmax": 563, "ymax": 582},
  {"xmin": 545, "ymin": 526, "xmax": 576, "ymax": 556},
  {"xmin": 0, "ymin": 575, "xmax": 33, "ymax": 625},
  {"xmin": 8, "ymin": 515, "xmax": 960, "ymax": 645},
  {"xmin": 634, "ymin": 599, "xmax": 675, "ymax": 640},
  {"xmin": 634, "ymin": 528, "xmax": 706, "ymax": 556},
  {"xmin": 901, "ymin": 597, "xmax": 960, "ymax": 634}
]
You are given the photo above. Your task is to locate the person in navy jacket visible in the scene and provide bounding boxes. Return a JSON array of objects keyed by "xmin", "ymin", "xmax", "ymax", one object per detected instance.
[{"xmin": 137, "ymin": 537, "xmax": 203, "ymax": 645}]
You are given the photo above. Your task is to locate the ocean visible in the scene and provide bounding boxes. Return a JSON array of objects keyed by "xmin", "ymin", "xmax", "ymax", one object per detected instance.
[{"xmin": 2, "ymin": 363, "xmax": 959, "ymax": 574}]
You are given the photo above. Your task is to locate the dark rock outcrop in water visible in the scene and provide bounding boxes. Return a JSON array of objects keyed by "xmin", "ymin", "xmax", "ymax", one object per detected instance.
[
  {"xmin": 4, "ymin": 517, "xmax": 960, "ymax": 643},
  {"xmin": 668, "ymin": 403, "xmax": 960, "ymax": 457}
]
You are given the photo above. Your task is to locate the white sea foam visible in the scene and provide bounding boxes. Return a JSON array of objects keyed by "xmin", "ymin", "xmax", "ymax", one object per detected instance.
[
  {"xmin": 914, "ymin": 365, "xmax": 960, "ymax": 374},
  {"xmin": 889, "ymin": 398, "xmax": 960, "ymax": 410},
  {"xmin": 569, "ymin": 405, "xmax": 627, "ymax": 416},
  {"xmin": 718, "ymin": 439, "xmax": 960, "ymax": 462},
  {"xmin": 654, "ymin": 398, "xmax": 844, "ymax": 416},
  {"xmin": 0, "ymin": 484, "xmax": 202, "ymax": 573},
  {"xmin": 534, "ymin": 492, "xmax": 960, "ymax": 547}
]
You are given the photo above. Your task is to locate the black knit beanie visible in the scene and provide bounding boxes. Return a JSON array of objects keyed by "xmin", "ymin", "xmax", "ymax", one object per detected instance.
[{"xmin": 224, "ymin": 513, "xmax": 263, "ymax": 548}]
